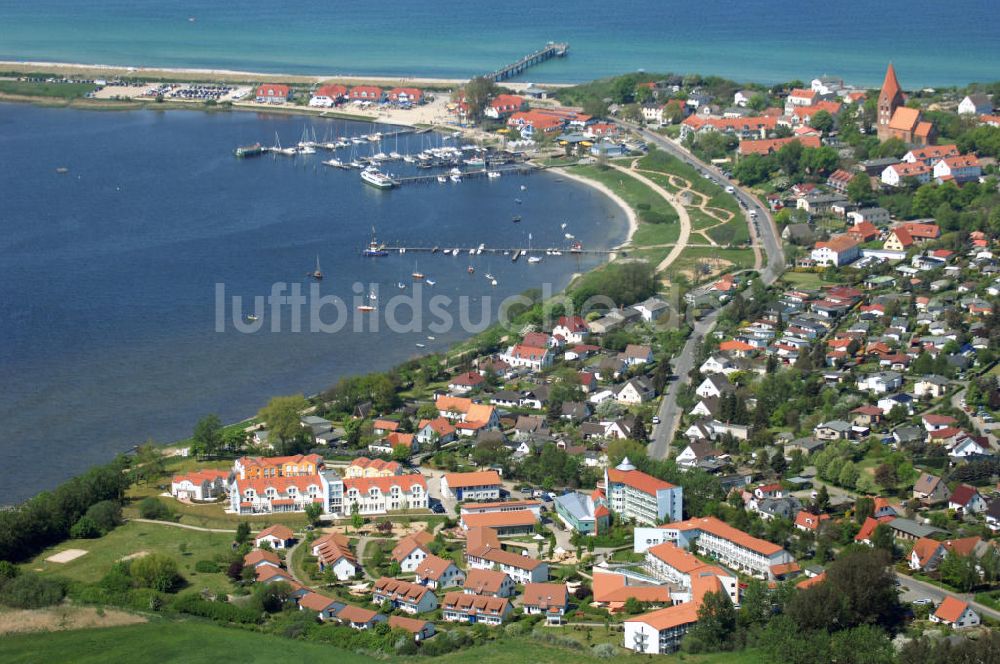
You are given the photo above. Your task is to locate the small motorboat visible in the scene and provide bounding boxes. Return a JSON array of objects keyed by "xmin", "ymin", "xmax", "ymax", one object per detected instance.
[
  {"xmin": 528, "ymin": 256, "xmax": 542, "ymax": 264},
  {"xmin": 415, "ymin": 343, "xmax": 425, "ymax": 348},
  {"xmin": 357, "ymin": 304, "xmax": 375, "ymax": 312},
  {"xmin": 560, "ymin": 222, "xmax": 567, "ymax": 229},
  {"xmin": 427, "ymin": 335, "xmax": 436, "ymax": 340},
  {"xmin": 514, "ymin": 198, "xmax": 522, "ymax": 204},
  {"xmin": 512, "ymin": 216, "xmax": 521, "ymax": 223},
  {"xmin": 397, "ymin": 281, "xmax": 406, "ymax": 290},
  {"xmin": 491, "ymin": 279, "xmax": 498, "ymax": 286},
  {"xmin": 309, "ymin": 255, "xmax": 323, "ymax": 280},
  {"xmin": 565, "ymin": 233, "xmax": 575, "ymax": 239},
  {"xmin": 426, "ymin": 279, "xmax": 436, "ymax": 286},
  {"xmin": 467, "ymin": 266, "xmax": 475, "ymax": 274},
  {"xmin": 244, "ymin": 313, "xmax": 258, "ymax": 322}
]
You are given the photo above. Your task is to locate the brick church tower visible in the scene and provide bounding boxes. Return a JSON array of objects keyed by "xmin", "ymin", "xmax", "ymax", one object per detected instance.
[{"xmin": 876, "ymin": 63, "xmax": 904, "ymax": 141}]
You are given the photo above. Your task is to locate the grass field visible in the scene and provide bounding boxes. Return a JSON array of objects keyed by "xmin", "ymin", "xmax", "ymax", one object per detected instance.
[
  {"xmin": 670, "ymin": 247, "xmax": 756, "ymax": 278},
  {"xmin": 28, "ymin": 521, "xmax": 237, "ymax": 596},
  {"xmin": 632, "ymin": 219, "xmax": 681, "ymax": 246},
  {"xmin": 780, "ymin": 271, "xmax": 827, "ymax": 288},
  {"xmin": 0, "ymin": 620, "xmax": 769, "ymax": 664},
  {"xmin": 567, "ymin": 164, "xmax": 680, "ymax": 242},
  {"xmin": 0, "ymin": 80, "xmax": 95, "ymax": 99}
]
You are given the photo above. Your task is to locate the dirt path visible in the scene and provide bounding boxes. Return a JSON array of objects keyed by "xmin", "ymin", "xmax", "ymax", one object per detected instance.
[
  {"xmin": 130, "ymin": 518, "xmax": 236, "ymax": 533},
  {"xmin": 605, "ymin": 162, "xmax": 690, "ymax": 274},
  {"xmin": 634, "ymin": 166, "xmax": 738, "ymax": 247}
]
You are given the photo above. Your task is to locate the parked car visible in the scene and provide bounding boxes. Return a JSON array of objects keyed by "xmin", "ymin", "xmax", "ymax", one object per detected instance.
[
  {"xmin": 912, "ymin": 598, "xmax": 934, "ymax": 606},
  {"xmin": 652, "ymin": 416, "xmax": 661, "ymax": 424}
]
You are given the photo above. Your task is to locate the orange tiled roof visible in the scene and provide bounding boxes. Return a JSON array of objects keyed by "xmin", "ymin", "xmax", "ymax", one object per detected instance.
[
  {"xmin": 444, "ymin": 470, "xmax": 501, "ymax": 489},
  {"xmin": 662, "ymin": 516, "xmax": 784, "ymax": 556},
  {"xmin": 934, "ymin": 596, "xmax": 971, "ymax": 623}
]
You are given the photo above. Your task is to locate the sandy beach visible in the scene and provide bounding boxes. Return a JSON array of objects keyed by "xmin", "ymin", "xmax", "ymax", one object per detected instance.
[
  {"xmin": 0, "ymin": 60, "xmax": 572, "ymax": 92},
  {"xmin": 550, "ymin": 167, "xmax": 638, "ymax": 250}
]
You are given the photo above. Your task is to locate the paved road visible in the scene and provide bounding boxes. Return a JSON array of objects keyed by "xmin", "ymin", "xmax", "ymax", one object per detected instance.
[
  {"xmin": 638, "ymin": 128, "xmax": 786, "ymax": 458},
  {"xmin": 895, "ymin": 572, "xmax": 1000, "ymax": 622}
]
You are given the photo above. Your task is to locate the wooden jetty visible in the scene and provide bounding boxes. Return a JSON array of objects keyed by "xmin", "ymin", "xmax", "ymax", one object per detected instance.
[
  {"xmin": 394, "ymin": 164, "xmax": 537, "ymax": 186},
  {"xmin": 486, "ymin": 42, "xmax": 569, "ymax": 82},
  {"xmin": 367, "ymin": 245, "xmax": 611, "ymax": 257}
]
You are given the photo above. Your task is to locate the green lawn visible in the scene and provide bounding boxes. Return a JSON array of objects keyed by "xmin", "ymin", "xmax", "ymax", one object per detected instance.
[
  {"xmin": 780, "ymin": 271, "xmax": 826, "ymax": 289},
  {"xmin": 0, "ymin": 622, "xmax": 374, "ymax": 664},
  {"xmin": 27, "ymin": 521, "xmax": 237, "ymax": 595},
  {"xmin": 632, "ymin": 220, "xmax": 681, "ymax": 246},
  {"xmin": 0, "ymin": 617, "xmax": 770, "ymax": 663},
  {"xmin": 671, "ymin": 247, "xmax": 756, "ymax": 277},
  {"xmin": 0, "ymin": 80, "xmax": 95, "ymax": 99}
]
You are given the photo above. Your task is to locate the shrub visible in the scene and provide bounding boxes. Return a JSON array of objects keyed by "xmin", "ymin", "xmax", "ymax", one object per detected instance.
[
  {"xmin": 137, "ymin": 497, "xmax": 173, "ymax": 521},
  {"xmin": 0, "ymin": 573, "xmax": 65, "ymax": 609},
  {"xmin": 84, "ymin": 500, "xmax": 123, "ymax": 534},
  {"xmin": 129, "ymin": 553, "xmax": 181, "ymax": 592},
  {"xmin": 592, "ymin": 643, "xmax": 618, "ymax": 658},
  {"xmin": 70, "ymin": 516, "xmax": 102, "ymax": 539},
  {"xmin": 172, "ymin": 593, "xmax": 261, "ymax": 624},
  {"xmin": 194, "ymin": 560, "xmax": 220, "ymax": 574},
  {"xmin": 0, "ymin": 561, "xmax": 19, "ymax": 581}
]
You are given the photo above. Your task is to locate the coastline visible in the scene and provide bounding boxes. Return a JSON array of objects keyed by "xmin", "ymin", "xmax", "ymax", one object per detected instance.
[
  {"xmin": 0, "ymin": 60, "xmax": 575, "ymax": 91},
  {"xmin": 549, "ymin": 166, "xmax": 638, "ymax": 252}
]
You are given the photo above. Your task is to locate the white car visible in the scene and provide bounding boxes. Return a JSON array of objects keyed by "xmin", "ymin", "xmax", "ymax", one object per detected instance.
[
  {"xmin": 652, "ymin": 416, "xmax": 661, "ymax": 424},
  {"xmin": 912, "ymin": 598, "xmax": 934, "ymax": 606}
]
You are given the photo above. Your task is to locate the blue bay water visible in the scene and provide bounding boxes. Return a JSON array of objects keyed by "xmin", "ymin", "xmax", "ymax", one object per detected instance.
[
  {"xmin": 0, "ymin": 0, "xmax": 998, "ymax": 86},
  {"xmin": 0, "ymin": 103, "xmax": 626, "ymax": 502}
]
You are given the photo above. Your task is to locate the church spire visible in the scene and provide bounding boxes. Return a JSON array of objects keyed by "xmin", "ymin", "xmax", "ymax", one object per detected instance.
[{"xmin": 880, "ymin": 62, "xmax": 901, "ymax": 103}]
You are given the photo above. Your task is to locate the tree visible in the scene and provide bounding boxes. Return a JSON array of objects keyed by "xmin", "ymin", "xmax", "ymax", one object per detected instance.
[
  {"xmin": 235, "ymin": 521, "xmax": 251, "ymax": 546},
  {"xmin": 875, "ymin": 137, "xmax": 907, "ymax": 159},
  {"xmin": 0, "ymin": 573, "xmax": 65, "ymax": 609},
  {"xmin": 629, "ymin": 417, "xmax": 649, "ymax": 444},
  {"xmin": 582, "ymin": 97, "xmax": 609, "ymax": 119},
  {"xmin": 813, "ymin": 485, "xmax": 830, "ymax": 513},
  {"xmin": 736, "ymin": 578, "xmax": 771, "ymax": 630},
  {"xmin": 304, "ymin": 502, "xmax": 323, "ymax": 527},
  {"xmin": 838, "ymin": 461, "xmax": 859, "ymax": 489},
  {"xmin": 809, "ymin": 110, "xmax": 835, "ymax": 134},
  {"xmin": 83, "ymin": 500, "xmax": 122, "ymax": 534},
  {"xmin": 257, "ymin": 394, "xmax": 308, "ymax": 454},
  {"xmin": 129, "ymin": 553, "xmax": 180, "ymax": 592},
  {"xmin": 684, "ymin": 590, "xmax": 737, "ymax": 653},
  {"xmin": 138, "ymin": 497, "xmax": 172, "ymax": 521},
  {"xmin": 854, "ymin": 496, "xmax": 874, "ymax": 524},
  {"xmin": 461, "ymin": 76, "xmax": 498, "ymax": 124},
  {"xmin": 871, "ymin": 524, "xmax": 895, "ymax": 556},
  {"xmin": 607, "ymin": 438, "xmax": 647, "ymax": 466},
  {"xmin": 770, "ymin": 450, "xmax": 788, "ymax": 475},
  {"xmin": 939, "ymin": 551, "xmax": 979, "ymax": 592},
  {"xmin": 192, "ymin": 414, "xmax": 223, "ymax": 458},
  {"xmin": 253, "ymin": 580, "xmax": 293, "ymax": 613},
  {"xmin": 70, "ymin": 515, "xmax": 101, "ymax": 539},
  {"xmin": 623, "ymin": 597, "xmax": 645, "ymax": 614},
  {"xmin": 829, "ymin": 625, "xmax": 895, "ymax": 664},
  {"xmin": 392, "ymin": 444, "xmax": 411, "ymax": 463},
  {"xmin": 133, "ymin": 441, "xmax": 165, "ymax": 484},
  {"xmin": 351, "ymin": 503, "xmax": 364, "ymax": 531},
  {"xmin": 846, "ymin": 173, "xmax": 875, "ymax": 204},
  {"xmin": 416, "ymin": 403, "xmax": 439, "ymax": 421},
  {"xmin": 874, "ymin": 463, "xmax": 898, "ymax": 489}
]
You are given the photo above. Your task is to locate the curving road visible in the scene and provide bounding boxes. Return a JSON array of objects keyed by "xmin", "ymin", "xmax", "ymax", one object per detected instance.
[{"xmin": 636, "ymin": 126, "xmax": 786, "ymax": 459}]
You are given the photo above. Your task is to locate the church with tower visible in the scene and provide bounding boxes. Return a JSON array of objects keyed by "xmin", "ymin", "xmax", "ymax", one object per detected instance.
[{"xmin": 876, "ymin": 63, "xmax": 935, "ymax": 146}]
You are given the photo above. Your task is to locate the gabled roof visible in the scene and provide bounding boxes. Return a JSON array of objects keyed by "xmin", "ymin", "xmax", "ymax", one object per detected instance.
[
  {"xmin": 934, "ymin": 596, "xmax": 971, "ymax": 623},
  {"xmin": 463, "ymin": 568, "xmax": 511, "ymax": 594},
  {"xmin": 392, "ymin": 530, "xmax": 434, "ymax": 562},
  {"xmin": 256, "ymin": 524, "xmax": 295, "ymax": 541},
  {"xmin": 444, "ymin": 470, "xmax": 501, "ymax": 488},
  {"xmin": 414, "ymin": 553, "xmax": 457, "ymax": 580},
  {"xmin": 950, "ymin": 484, "xmax": 981, "ymax": 507}
]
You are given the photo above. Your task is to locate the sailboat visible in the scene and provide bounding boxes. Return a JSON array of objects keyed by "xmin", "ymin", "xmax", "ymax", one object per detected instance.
[
  {"xmin": 309, "ymin": 255, "xmax": 323, "ymax": 280},
  {"xmin": 358, "ymin": 290, "xmax": 376, "ymax": 312},
  {"xmin": 272, "ymin": 132, "xmax": 296, "ymax": 156}
]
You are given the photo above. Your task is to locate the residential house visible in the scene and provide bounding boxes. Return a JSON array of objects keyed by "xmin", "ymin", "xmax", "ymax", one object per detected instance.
[
  {"xmin": 414, "ymin": 554, "xmax": 466, "ymax": 589},
  {"xmin": 949, "ymin": 484, "xmax": 987, "ymax": 514},
  {"xmin": 256, "ymin": 84, "xmax": 291, "ymax": 104},
  {"xmin": 171, "ymin": 469, "xmax": 229, "ymax": 501},
  {"xmin": 501, "ymin": 344, "xmax": 552, "ymax": 372},
  {"xmin": 933, "ymin": 155, "xmax": 982, "ymax": 184},
  {"xmin": 913, "ymin": 472, "xmax": 951, "ymax": 504},
  {"xmin": 521, "ymin": 583, "xmax": 570, "ymax": 625},
  {"xmin": 931, "ymin": 597, "xmax": 980, "ymax": 629},
  {"xmin": 811, "ymin": 236, "xmax": 860, "ymax": 267},
  {"xmin": 372, "ymin": 577, "xmax": 438, "ymax": 614},
  {"xmin": 552, "ymin": 315, "xmax": 589, "ymax": 344},
  {"xmin": 441, "ymin": 592, "xmax": 511, "ymax": 625},
  {"xmin": 254, "ymin": 525, "xmax": 296, "ymax": 549},
  {"xmin": 298, "ymin": 592, "xmax": 345, "ymax": 621},
  {"xmin": 441, "ymin": 470, "xmax": 502, "ymax": 501},
  {"xmin": 465, "ymin": 545, "xmax": 549, "ymax": 585},
  {"xmin": 616, "ymin": 376, "xmax": 656, "ymax": 405},
  {"xmin": 312, "ymin": 532, "xmax": 358, "ymax": 580},
  {"xmin": 463, "ymin": 568, "xmax": 516, "ymax": 598},
  {"xmin": 958, "ymin": 94, "xmax": 992, "ymax": 116},
  {"xmin": 342, "ymin": 474, "xmax": 428, "ymax": 515},
  {"xmin": 388, "ymin": 615, "xmax": 436, "ymax": 641},
  {"xmin": 392, "ymin": 531, "xmax": 434, "ymax": 573},
  {"xmin": 696, "ymin": 374, "xmax": 734, "ymax": 399},
  {"xmin": 336, "ymin": 605, "xmax": 386, "ymax": 630}
]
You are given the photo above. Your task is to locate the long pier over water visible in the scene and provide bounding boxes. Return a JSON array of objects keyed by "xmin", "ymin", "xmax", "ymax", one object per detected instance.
[{"xmin": 486, "ymin": 42, "xmax": 569, "ymax": 82}]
